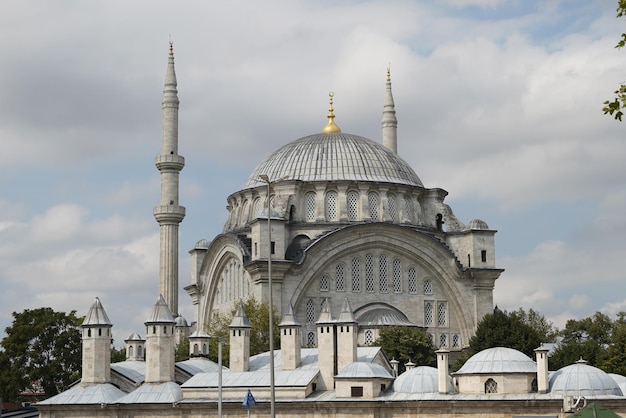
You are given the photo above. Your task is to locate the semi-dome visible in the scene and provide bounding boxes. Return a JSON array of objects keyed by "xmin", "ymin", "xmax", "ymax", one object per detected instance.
[
  {"xmin": 393, "ymin": 366, "xmax": 450, "ymax": 393},
  {"xmin": 244, "ymin": 133, "xmax": 423, "ymax": 188},
  {"xmin": 455, "ymin": 347, "xmax": 537, "ymax": 374},
  {"xmin": 550, "ymin": 359, "xmax": 623, "ymax": 397}
]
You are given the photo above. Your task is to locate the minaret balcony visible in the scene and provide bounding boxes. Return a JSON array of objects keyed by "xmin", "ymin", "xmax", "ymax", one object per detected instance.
[
  {"xmin": 154, "ymin": 205, "xmax": 186, "ymax": 223},
  {"xmin": 155, "ymin": 154, "xmax": 185, "ymax": 171}
]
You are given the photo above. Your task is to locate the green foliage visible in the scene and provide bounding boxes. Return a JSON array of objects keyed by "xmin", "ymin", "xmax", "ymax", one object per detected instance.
[
  {"xmin": 550, "ymin": 311, "xmax": 614, "ymax": 370},
  {"xmin": 602, "ymin": 0, "xmax": 626, "ymax": 121},
  {"xmin": 467, "ymin": 307, "xmax": 555, "ymax": 359},
  {"xmin": 597, "ymin": 312, "xmax": 626, "ymax": 375},
  {"xmin": 175, "ymin": 338, "xmax": 190, "ymax": 362},
  {"xmin": 205, "ymin": 297, "xmax": 280, "ymax": 366},
  {"xmin": 110, "ymin": 346, "xmax": 126, "ymax": 363},
  {"xmin": 372, "ymin": 326, "xmax": 435, "ymax": 373},
  {"xmin": 0, "ymin": 307, "xmax": 83, "ymax": 402}
]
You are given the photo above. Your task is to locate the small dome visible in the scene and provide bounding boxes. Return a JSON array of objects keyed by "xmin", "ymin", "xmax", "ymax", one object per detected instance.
[
  {"xmin": 609, "ymin": 373, "xmax": 626, "ymax": 396},
  {"xmin": 355, "ymin": 304, "xmax": 415, "ymax": 327},
  {"xmin": 244, "ymin": 133, "xmax": 423, "ymax": 188},
  {"xmin": 337, "ymin": 362, "xmax": 393, "ymax": 379},
  {"xmin": 194, "ymin": 239, "xmax": 210, "ymax": 249},
  {"xmin": 125, "ymin": 332, "xmax": 144, "ymax": 342},
  {"xmin": 393, "ymin": 366, "xmax": 450, "ymax": 393},
  {"xmin": 466, "ymin": 219, "xmax": 489, "ymax": 230},
  {"xmin": 550, "ymin": 360, "xmax": 622, "ymax": 397},
  {"xmin": 175, "ymin": 315, "xmax": 189, "ymax": 327},
  {"xmin": 455, "ymin": 347, "xmax": 536, "ymax": 374}
]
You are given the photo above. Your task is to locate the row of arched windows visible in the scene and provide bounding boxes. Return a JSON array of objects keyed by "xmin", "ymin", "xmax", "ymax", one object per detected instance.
[
  {"xmin": 318, "ymin": 256, "xmax": 435, "ymax": 295},
  {"xmin": 217, "ymin": 259, "xmax": 250, "ymax": 304}
]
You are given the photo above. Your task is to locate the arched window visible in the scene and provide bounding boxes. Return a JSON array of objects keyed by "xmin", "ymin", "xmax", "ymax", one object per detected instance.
[
  {"xmin": 138, "ymin": 346, "xmax": 143, "ymax": 357},
  {"xmin": 239, "ymin": 200, "xmax": 249, "ymax": 225},
  {"xmin": 307, "ymin": 332, "xmax": 316, "ymax": 347},
  {"xmin": 408, "ymin": 267, "xmax": 417, "ymax": 294},
  {"xmin": 379, "ymin": 254, "xmax": 388, "ymax": 293},
  {"xmin": 452, "ymin": 334, "xmax": 460, "ymax": 348},
  {"xmin": 365, "ymin": 253, "xmax": 374, "ymax": 292},
  {"xmin": 325, "ymin": 191, "xmax": 338, "ymax": 221},
  {"xmin": 364, "ymin": 330, "xmax": 374, "ymax": 345},
  {"xmin": 485, "ymin": 378, "xmax": 498, "ymax": 394},
  {"xmin": 439, "ymin": 333, "xmax": 448, "ymax": 348},
  {"xmin": 351, "ymin": 257, "xmax": 361, "ymax": 292},
  {"xmin": 203, "ymin": 343, "xmax": 208, "ymax": 354},
  {"xmin": 437, "ymin": 302, "xmax": 447, "ymax": 326},
  {"xmin": 424, "ymin": 279, "xmax": 433, "ymax": 295},
  {"xmin": 388, "ymin": 193, "xmax": 397, "ymax": 222},
  {"xmin": 193, "ymin": 344, "xmax": 199, "ymax": 354},
  {"xmin": 253, "ymin": 198, "xmax": 263, "ymax": 218},
  {"xmin": 393, "ymin": 258, "xmax": 402, "ymax": 293},
  {"xmin": 128, "ymin": 346, "xmax": 134, "ymax": 357},
  {"xmin": 425, "ymin": 302, "xmax": 433, "ymax": 326},
  {"xmin": 403, "ymin": 196, "xmax": 413, "ymax": 222},
  {"xmin": 306, "ymin": 299, "xmax": 315, "ymax": 323},
  {"xmin": 320, "ymin": 275, "xmax": 330, "ymax": 292},
  {"xmin": 368, "ymin": 192, "xmax": 379, "ymax": 220},
  {"xmin": 336, "ymin": 263, "xmax": 345, "ymax": 291},
  {"xmin": 305, "ymin": 192, "xmax": 316, "ymax": 222},
  {"xmin": 347, "ymin": 191, "xmax": 359, "ymax": 221}
]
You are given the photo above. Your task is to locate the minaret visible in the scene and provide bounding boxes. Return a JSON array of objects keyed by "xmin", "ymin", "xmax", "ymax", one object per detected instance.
[
  {"xmin": 382, "ymin": 67, "xmax": 398, "ymax": 153},
  {"xmin": 154, "ymin": 42, "xmax": 185, "ymax": 316},
  {"xmin": 81, "ymin": 297, "xmax": 113, "ymax": 384}
]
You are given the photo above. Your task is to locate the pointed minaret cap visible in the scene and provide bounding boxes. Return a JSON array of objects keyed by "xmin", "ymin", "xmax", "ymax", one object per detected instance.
[
  {"xmin": 82, "ymin": 297, "xmax": 112, "ymax": 326},
  {"xmin": 145, "ymin": 294, "xmax": 175, "ymax": 324},
  {"xmin": 337, "ymin": 298, "xmax": 356, "ymax": 323},
  {"xmin": 316, "ymin": 299, "xmax": 334, "ymax": 324},
  {"xmin": 322, "ymin": 92, "xmax": 341, "ymax": 134},
  {"xmin": 279, "ymin": 303, "xmax": 301, "ymax": 327},
  {"xmin": 229, "ymin": 303, "xmax": 251, "ymax": 328},
  {"xmin": 163, "ymin": 41, "xmax": 179, "ymax": 105}
]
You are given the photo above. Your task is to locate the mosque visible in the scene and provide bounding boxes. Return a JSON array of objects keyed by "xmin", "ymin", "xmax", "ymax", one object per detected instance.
[{"xmin": 36, "ymin": 46, "xmax": 626, "ymax": 417}]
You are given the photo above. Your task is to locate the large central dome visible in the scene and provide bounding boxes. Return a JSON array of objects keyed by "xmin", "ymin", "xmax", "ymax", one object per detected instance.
[{"xmin": 244, "ymin": 133, "xmax": 423, "ymax": 188}]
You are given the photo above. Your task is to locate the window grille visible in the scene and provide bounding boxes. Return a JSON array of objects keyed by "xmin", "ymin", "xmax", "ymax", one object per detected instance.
[
  {"xmin": 531, "ymin": 378, "xmax": 538, "ymax": 393},
  {"xmin": 336, "ymin": 264, "xmax": 345, "ymax": 291},
  {"xmin": 485, "ymin": 378, "xmax": 498, "ymax": 394},
  {"xmin": 452, "ymin": 334, "xmax": 460, "ymax": 348},
  {"xmin": 424, "ymin": 279, "xmax": 433, "ymax": 295},
  {"xmin": 393, "ymin": 259, "xmax": 402, "ymax": 293},
  {"xmin": 254, "ymin": 198, "xmax": 263, "ymax": 218},
  {"xmin": 307, "ymin": 332, "xmax": 316, "ymax": 347},
  {"xmin": 347, "ymin": 191, "xmax": 359, "ymax": 221},
  {"xmin": 425, "ymin": 302, "xmax": 433, "ymax": 326},
  {"xmin": 439, "ymin": 333, "xmax": 448, "ymax": 348},
  {"xmin": 320, "ymin": 275, "xmax": 329, "ymax": 292},
  {"xmin": 403, "ymin": 196, "xmax": 413, "ymax": 222},
  {"xmin": 427, "ymin": 333, "xmax": 434, "ymax": 344},
  {"xmin": 408, "ymin": 267, "xmax": 417, "ymax": 293},
  {"xmin": 365, "ymin": 253, "xmax": 374, "ymax": 292},
  {"xmin": 351, "ymin": 257, "xmax": 361, "ymax": 292},
  {"xmin": 325, "ymin": 191, "xmax": 338, "ymax": 221},
  {"xmin": 437, "ymin": 302, "xmax": 447, "ymax": 326},
  {"xmin": 388, "ymin": 194, "xmax": 397, "ymax": 222},
  {"xmin": 368, "ymin": 192, "xmax": 379, "ymax": 220},
  {"xmin": 379, "ymin": 254, "xmax": 388, "ymax": 293},
  {"xmin": 306, "ymin": 299, "xmax": 315, "ymax": 323},
  {"xmin": 364, "ymin": 330, "xmax": 373, "ymax": 345},
  {"xmin": 305, "ymin": 192, "xmax": 316, "ymax": 222}
]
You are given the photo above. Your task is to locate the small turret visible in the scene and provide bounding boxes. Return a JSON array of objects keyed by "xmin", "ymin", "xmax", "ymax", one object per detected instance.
[
  {"xmin": 189, "ymin": 330, "xmax": 211, "ymax": 358},
  {"xmin": 535, "ymin": 345, "xmax": 550, "ymax": 394},
  {"xmin": 144, "ymin": 295, "xmax": 176, "ymax": 383},
  {"xmin": 316, "ymin": 299, "xmax": 336, "ymax": 390},
  {"xmin": 81, "ymin": 297, "xmax": 113, "ymax": 384},
  {"xmin": 125, "ymin": 333, "xmax": 145, "ymax": 361},
  {"xmin": 229, "ymin": 303, "xmax": 251, "ymax": 372},
  {"xmin": 279, "ymin": 303, "xmax": 301, "ymax": 370},
  {"xmin": 336, "ymin": 298, "xmax": 357, "ymax": 373}
]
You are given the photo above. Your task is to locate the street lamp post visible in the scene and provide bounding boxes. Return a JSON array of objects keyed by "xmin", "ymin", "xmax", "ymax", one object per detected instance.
[{"xmin": 258, "ymin": 174, "xmax": 287, "ymax": 418}]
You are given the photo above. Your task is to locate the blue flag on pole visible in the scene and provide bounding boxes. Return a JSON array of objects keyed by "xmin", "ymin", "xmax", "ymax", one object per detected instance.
[{"xmin": 242, "ymin": 389, "xmax": 257, "ymax": 409}]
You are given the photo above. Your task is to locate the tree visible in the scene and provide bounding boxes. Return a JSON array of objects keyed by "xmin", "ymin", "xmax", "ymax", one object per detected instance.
[
  {"xmin": 550, "ymin": 311, "xmax": 614, "ymax": 370},
  {"xmin": 467, "ymin": 307, "xmax": 554, "ymax": 359},
  {"xmin": 598, "ymin": 312, "xmax": 626, "ymax": 374},
  {"xmin": 602, "ymin": 0, "xmax": 626, "ymax": 120},
  {"xmin": 372, "ymin": 326, "xmax": 435, "ymax": 373},
  {"xmin": 175, "ymin": 338, "xmax": 190, "ymax": 362},
  {"xmin": 0, "ymin": 308, "xmax": 82, "ymax": 402},
  {"xmin": 110, "ymin": 346, "xmax": 126, "ymax": 363},
  {"xmin": 205, "ymin": 297, "xmax": 280, "ymax": 366}
]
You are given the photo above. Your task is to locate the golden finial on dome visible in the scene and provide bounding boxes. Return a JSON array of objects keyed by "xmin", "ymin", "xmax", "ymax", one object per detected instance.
[{"xmin": 322, "ymin": 91, "xmax": 341, "ymax": 134}]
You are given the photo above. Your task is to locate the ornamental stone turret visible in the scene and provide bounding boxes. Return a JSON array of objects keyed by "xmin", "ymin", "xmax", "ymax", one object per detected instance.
[
  {"xmin": 316, "ymin": 299, "xmax": 336, "ymax": 390},
  {"xmin": 154, "ymin": 42, "xmax": 185, "ymax": 317},
  {"xmin": 81, "ymin": 297, "xmax": 113, "ymax": 384},
  {"xmin": 336, "ymin": 298, "xmax": 357, "ymax": 373},
  {"xmin": 144, "ymin": 295, "xmax": 176, "ymax": 383},
  {"xmin": 229, "ymin": 303, "xmax": 251, "ymax": 372},
  {"xmin": 124, "ymin": 333, "xmax": 145, "ymax": 361},
  {"xmin": 279, "ymin": 303, "xmax": 301, "ymax": 370}
]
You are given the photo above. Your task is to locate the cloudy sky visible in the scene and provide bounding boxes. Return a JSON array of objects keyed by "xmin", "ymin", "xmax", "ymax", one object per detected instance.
[{"xmin": 1, "ymin": 0, "xmax": 624, "ymax": 344}]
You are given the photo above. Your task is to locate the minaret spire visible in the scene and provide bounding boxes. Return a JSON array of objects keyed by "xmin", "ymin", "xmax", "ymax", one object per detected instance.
[
  {"xmin": 154, "ymin": 43, "xmax": 185, "ymax": 316},
  {"xmin": 382, "ymin": 66, "xmax": 398, "ymax": 153}
]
